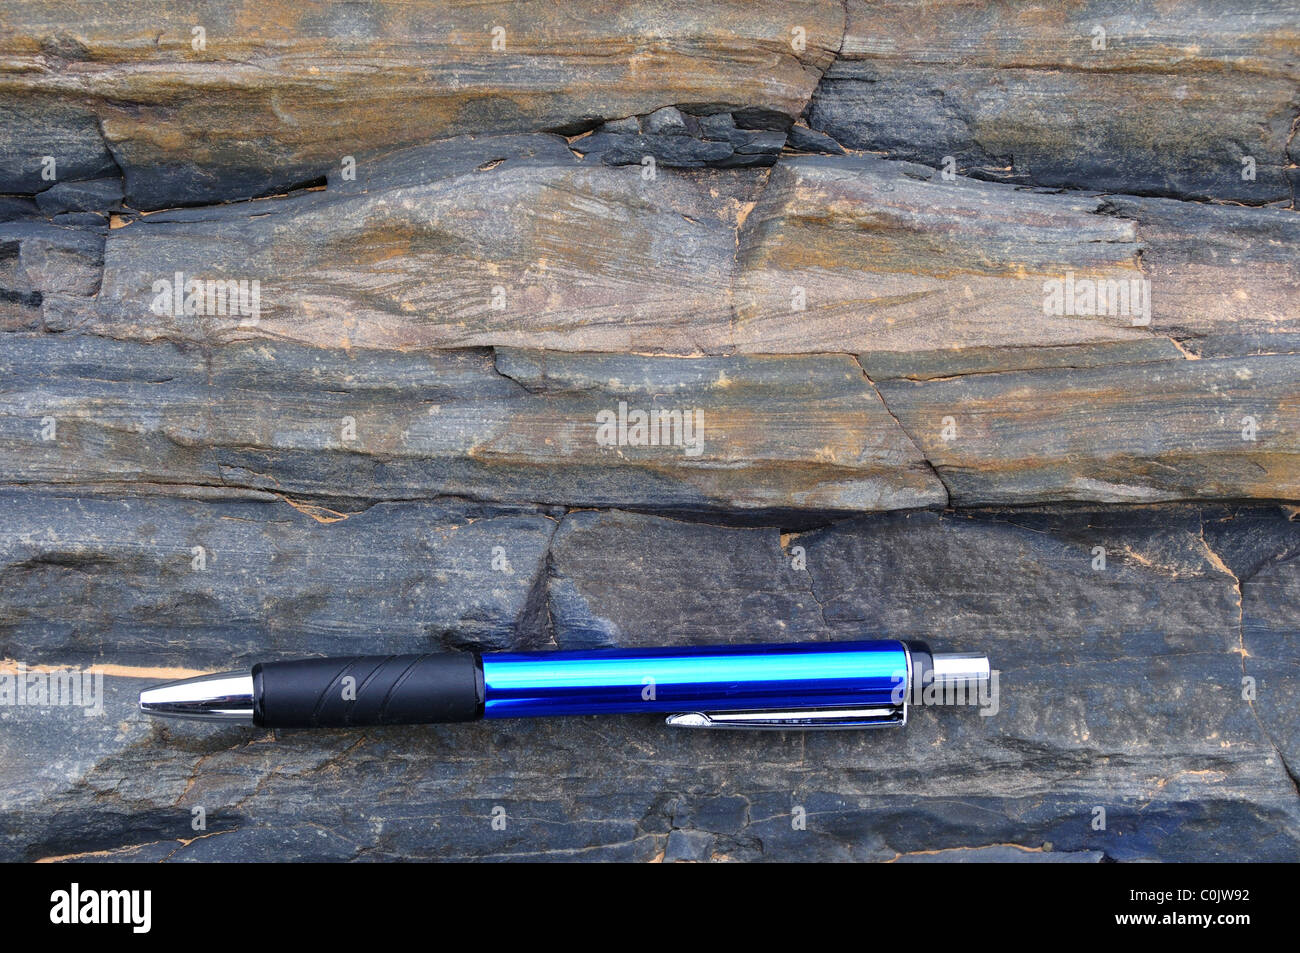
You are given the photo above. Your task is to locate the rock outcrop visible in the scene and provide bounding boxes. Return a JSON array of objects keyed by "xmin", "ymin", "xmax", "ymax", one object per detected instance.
[{"xmin": 2, "ymin": 0, "xmax": 1297, "ymax": 862}]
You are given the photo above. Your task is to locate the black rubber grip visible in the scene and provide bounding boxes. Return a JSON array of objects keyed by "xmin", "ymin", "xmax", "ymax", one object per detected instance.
[{"xmin": 252, "ymin": 653, "xmax": 484, "ymax": 728}]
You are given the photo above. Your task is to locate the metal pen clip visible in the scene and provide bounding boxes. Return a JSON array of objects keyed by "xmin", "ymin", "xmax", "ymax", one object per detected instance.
[
  {"xmin": 665, "ymin": 703, "xmax": 906, "ymax": 730},
  {"xmin": 664, "ymin": 649, "xmax": 992, "ymax": 730},
  {"xmin": 666, "ymin": 641, "xmax": 915, "ymax": 730}
]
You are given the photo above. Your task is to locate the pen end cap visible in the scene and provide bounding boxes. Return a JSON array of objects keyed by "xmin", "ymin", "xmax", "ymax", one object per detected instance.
[{"xmin": 931, "ymin": 652, "xmax": 991, "ymax": 685}]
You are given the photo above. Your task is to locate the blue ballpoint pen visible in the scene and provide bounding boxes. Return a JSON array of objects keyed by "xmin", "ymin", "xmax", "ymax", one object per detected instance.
[{"xmin": 138, "ymin": 640, "xmax": 991, "ymax": 731}]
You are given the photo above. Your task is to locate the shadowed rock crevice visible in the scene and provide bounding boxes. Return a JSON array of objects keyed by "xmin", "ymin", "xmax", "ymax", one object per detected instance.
[{"xmin": 572, "ymin": 107, "xmax": 791, "ymax": 169}]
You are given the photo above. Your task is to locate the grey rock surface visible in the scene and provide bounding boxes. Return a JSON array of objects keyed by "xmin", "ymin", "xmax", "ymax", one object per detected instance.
[
  {"xmin": 3, "ymin": 500, "xmax": 1298, "ymax": 861},
  {"xmin": 0, "ymin": 0, "xmax": 844, "ymax": 209},
  {"xmin": 0, "ymin": 335, "xmax": 945, "ymax": 516},
  {"xmin": 809, "ymin": 0, "xmax": 1300, "ymax": 203}
]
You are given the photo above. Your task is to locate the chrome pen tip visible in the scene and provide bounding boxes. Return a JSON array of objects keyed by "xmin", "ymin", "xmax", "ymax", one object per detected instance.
[
  {"xmin": 138, "ymin": 671, "xmax": 256, "ymax": 724},
  {"xmin": 931, "ymin": 652, "xmax": 991, "ymax": 686}
]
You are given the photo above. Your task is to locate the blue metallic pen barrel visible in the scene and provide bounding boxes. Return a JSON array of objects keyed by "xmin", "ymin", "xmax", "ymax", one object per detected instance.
[{"xmin": 480, "ymin": 639, "xmax": 909, "ymax": 719}]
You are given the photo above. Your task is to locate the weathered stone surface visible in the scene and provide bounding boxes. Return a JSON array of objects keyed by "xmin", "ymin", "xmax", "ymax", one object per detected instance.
[
  {"xmin": 0, "ymin": 215, "xmax": 104, "ymax": 331},
  {"xmin": 0, "ymin": 489, "xmax": 557, "ymax": 669},
  {"xmin": 878, "ymin": 355, "xmax": 1300, "ymax": 506},
  {"xmin": 3, "ymin": 502, "xmax": 1297, "ymax": 861},
  {"xmin": 0, "ymin": 335, "xmax": 944, "ymax": 516},
  {"xmin": 487, "ymin": 348, "xmax": 945, "ymax": 514},
  {"xmin": 3, "ymin": 1, "xmax": 1299, "ymax": 866},
  {"xmin": 733, "ymin": 155, "xmax": 1159, "ymax": 368},
  {"xmin": 15, "ymin": 150, "xmax": 1297, "ymax": 380},
  {"xmin": 0, "ymin": 97, "xmax": 118, "ymax": 194},
  {"xmin": 78, "ymin": 135, "xmax": 744, "ymax": 353},
  {"xmin": 809, "ymin": 0, "xmax": 1300, "ymax": 202},
  {"xmin": 0, "ymin": 0, "xmax": 844, "ymax": 208},
  {"xmin": 33, "ymin": 177, "xmax": 123, "ymax": 216},
  {"xmin": 546, "ymin": 509, "xmax": 825, "ymax": 649},
  {"xmin": 735, "ymin": 156, "xmax": 1300, "ymax": 375},
  {"xmin": 7, "ymin": 310, "xmax": 1300, "ymax": 515},
  {"xmin": 784, "ymin": 122, "xmax": 845, "ymax": 156},
  {"xmin": 1233, "ymin": 511, "xmax": 1300, "ymax": 779},
  {"xmin": 1102, "ymin": 196, "xmax": 1300, "ymax": 359}
]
